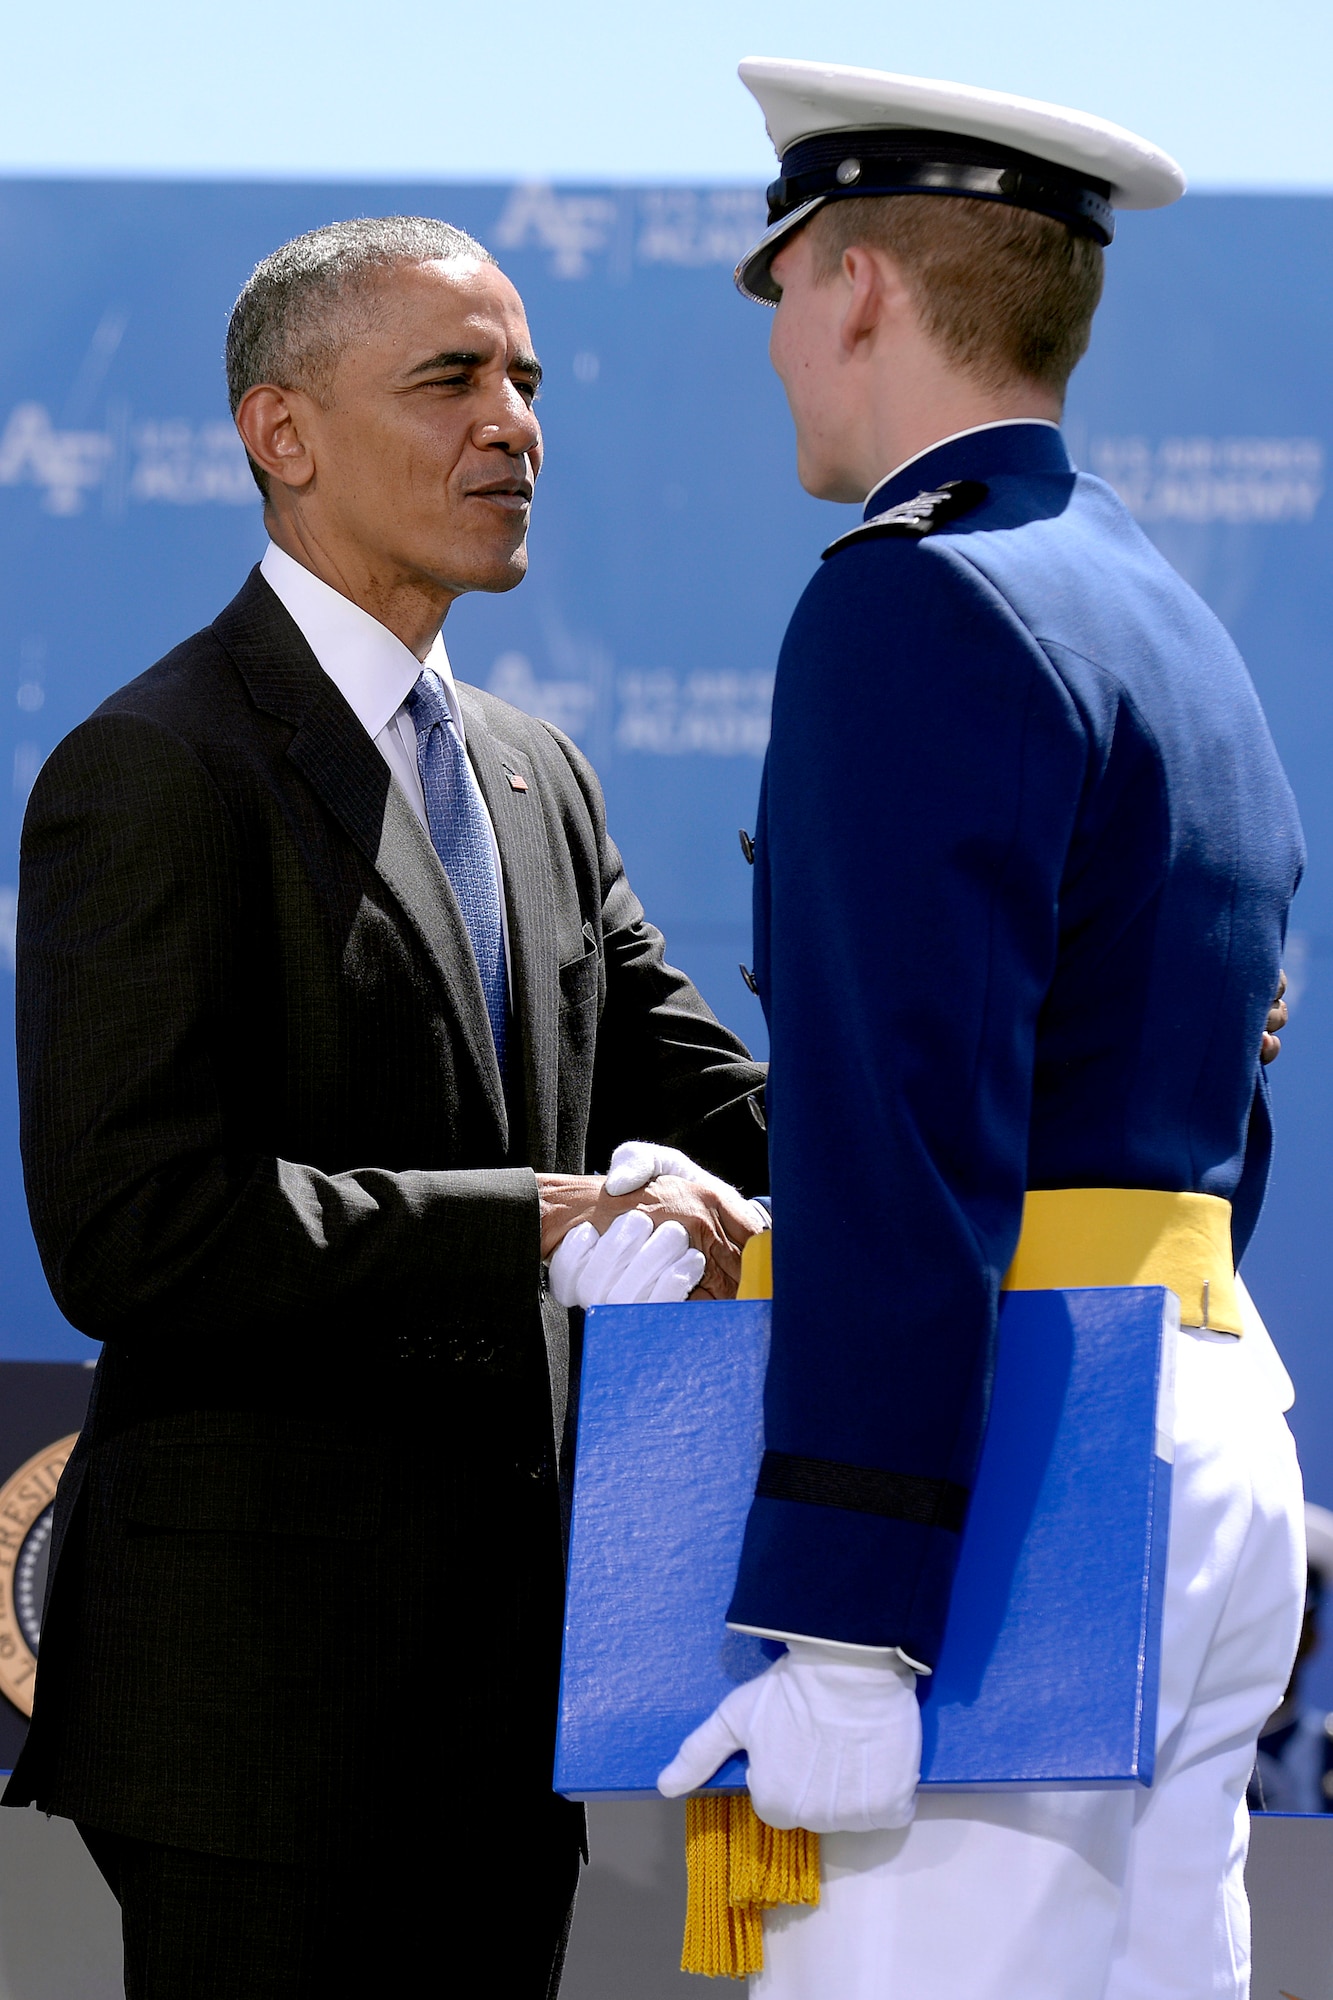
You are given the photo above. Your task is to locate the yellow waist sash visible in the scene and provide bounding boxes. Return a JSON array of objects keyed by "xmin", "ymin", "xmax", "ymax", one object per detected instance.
[
  {"xmin": 736, "ymin": 1228, "xmax": 773, "ymax": 1301},
  {"xmin": 738, "ymin": 1186, "xmax": 1239, "ymax": 1333},
  {"xmin": 1001, "ymin": 1187, "xmax": 1240, "ymax": 1334}
]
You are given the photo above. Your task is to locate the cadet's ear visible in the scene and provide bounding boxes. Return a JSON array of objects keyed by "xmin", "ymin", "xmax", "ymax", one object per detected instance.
[
  {"xmin": 234, "ymin": 383, "xmax": 318, "ymax": 493},
  {"xmin": 838, "ymin": 244, "xmax": 914, "ymax": 354}
]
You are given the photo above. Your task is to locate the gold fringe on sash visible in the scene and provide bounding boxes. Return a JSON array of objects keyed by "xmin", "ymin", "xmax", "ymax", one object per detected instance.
[
  {"xmin": 681, "ymin": 1230, "xmax": 818, "ymax": 1978},
  {"xmin": 682, "ymin": 1793, "xmax": 820, "ymax": 1978}
]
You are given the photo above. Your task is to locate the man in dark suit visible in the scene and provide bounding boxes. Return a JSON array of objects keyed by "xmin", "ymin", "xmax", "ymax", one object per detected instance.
[{"xmin": 6, "ymin": 215, "xmax": 767, "ymax": 1997}]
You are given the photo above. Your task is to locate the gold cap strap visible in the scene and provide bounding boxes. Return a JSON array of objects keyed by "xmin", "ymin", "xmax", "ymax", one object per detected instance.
[{"xmin": 1002, "ymin": 1187, "xmax": 1240, "ymax": 1334}]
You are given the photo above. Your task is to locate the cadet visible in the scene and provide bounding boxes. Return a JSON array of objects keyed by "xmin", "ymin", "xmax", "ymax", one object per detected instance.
[{"xmin": 660, "ymin": 58, "xmax": 1307, "ymax": 1999}]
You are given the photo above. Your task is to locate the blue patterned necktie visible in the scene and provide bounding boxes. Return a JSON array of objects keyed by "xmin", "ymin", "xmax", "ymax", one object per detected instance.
[{"xmin": 405, "ymin": 668, "xmax": 508, "ymax": 1075}]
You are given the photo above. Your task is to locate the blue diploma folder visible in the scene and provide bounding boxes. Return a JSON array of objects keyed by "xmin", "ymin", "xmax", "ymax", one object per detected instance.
[{"xmin": 555, "ymin": 1287, "xmax": 1173, "ymax": 1798}]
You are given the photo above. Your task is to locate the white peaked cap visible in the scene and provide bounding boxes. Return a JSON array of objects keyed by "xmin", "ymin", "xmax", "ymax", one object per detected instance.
[
  {"xmin": 734, "ymin": 56, "xmax": 1186, "ymax": 303},
  {"xmin": 1306, "ymin": 1502, "xmax": 1333, "ymax": 1579},
  {"xmin": 742, "ymin": 58, "xmax": 1186, "ymax": 210}
]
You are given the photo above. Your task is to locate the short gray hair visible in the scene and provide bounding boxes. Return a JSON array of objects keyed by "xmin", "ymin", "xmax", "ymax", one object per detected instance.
[{"xmin": 225, "ymin": 215, "xmax": 495, "ymax": 496}]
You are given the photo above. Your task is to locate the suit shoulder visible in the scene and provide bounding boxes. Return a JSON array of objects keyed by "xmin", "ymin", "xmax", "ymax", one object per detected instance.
[
  {"xmin": 453, "ymin": 679, "xmax": 549, "ymax": 745},
  {"xmin": 35, "ymin": 626, "xmax": 245, "ymax": 813},
  {"xmin": 86, "ymin": 567, "xmax": 282, "ymax": 744},
  {"xmin": 456, "ymin": 681, "xmax": 607, "ymax": 842},
  {"xmin": 91, "ymin": 623, "xmax": 239, "ymax": 736},
  {"xmin": 457, "ymin": 681, "xmax": 592, "ymax": 781}
]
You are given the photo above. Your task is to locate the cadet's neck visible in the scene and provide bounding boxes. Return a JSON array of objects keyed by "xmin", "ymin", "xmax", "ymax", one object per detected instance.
[
  {"xmin": 795, "ymin": 349, "xmax": 1063, "ymax": 505},
  {"xmin": 855, "ymin": 373, "xmax": 1063, "ymax": 504}
]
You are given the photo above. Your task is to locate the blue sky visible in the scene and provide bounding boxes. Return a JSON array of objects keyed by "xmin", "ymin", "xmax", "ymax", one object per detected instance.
[{"xmin": 2, "ymin": 0, "xmax": 1332, "ymax": 187}]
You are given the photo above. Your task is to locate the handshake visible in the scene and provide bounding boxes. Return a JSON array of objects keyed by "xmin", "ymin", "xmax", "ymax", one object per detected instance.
[
  {"xmin": 540, "ymin": 1142, "xmax": 920, "ymax": 1839},
  {"xmin": 538, "ymin": 1142, "xmax": 769, "ymax": 1308}
]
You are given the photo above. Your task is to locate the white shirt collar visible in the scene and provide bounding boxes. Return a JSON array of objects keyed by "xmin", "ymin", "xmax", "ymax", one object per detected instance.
[
  {"xmin": 863, "ymin": 418, "xmax": 1062, "ymax": 514},
  {"xmin": 259, "ymin": 540, "xmax": 464, "ymax": 742}
]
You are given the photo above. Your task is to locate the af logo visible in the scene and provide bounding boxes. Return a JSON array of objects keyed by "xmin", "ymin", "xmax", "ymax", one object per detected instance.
[{"xmin": 0, "ymin": 1434, "xmax": 78, "ymax": 1716}]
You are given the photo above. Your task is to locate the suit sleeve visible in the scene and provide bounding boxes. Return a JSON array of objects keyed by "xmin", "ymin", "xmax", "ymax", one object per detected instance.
[
  {"xmin": 726, "ymin": 542, "xmax": 1087, "ymax": 1662},
  {"xmin": 17, "ymin": 713, "xmax": 539, "ymax": 1350},
  {"xmin": 537, "ymin": 722, "xmax": 770, "ymax": 1196}
]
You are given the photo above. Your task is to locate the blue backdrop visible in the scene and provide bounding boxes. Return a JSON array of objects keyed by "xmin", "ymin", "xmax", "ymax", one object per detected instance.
[{"xmin": 0, "ymin": 180, "xmax": 1329, "ymax": 1604}]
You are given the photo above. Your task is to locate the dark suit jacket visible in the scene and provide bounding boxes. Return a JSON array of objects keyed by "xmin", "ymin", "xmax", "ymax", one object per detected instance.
[{"xmin": 7, "ymin": 568, "xmax": 766, "ymax": 1861}]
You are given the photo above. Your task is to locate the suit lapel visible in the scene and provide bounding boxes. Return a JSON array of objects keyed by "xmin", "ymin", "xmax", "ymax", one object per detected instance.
[
  {"xmin": 458, "ymin": 686, "xmax": 560, "ymax": 1169},
  {"xmin": 213, "ymin": 570, "xmax": 508, "ymax": 1141}
]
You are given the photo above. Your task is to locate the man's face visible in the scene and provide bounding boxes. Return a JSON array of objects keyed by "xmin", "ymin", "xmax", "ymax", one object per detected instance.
[
  {"xmin": 768, "ymin": 228, "xmax": 879, "ymax": 506},
  {"xmin": 301, "ymin": 257, "xmax": 542, "ymax": 597}
]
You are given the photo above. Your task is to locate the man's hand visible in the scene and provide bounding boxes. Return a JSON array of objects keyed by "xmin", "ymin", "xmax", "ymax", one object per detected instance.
[
  {"xmin": 537, "ymin": 1171, "xmax": 761, "ymax": 1299},
  {"xmin": 1261, "ymin": 969, "xmax": 1288, "ymax": 1065},
  {"xmin": 657, "ymin": 1641, "xmax": 921, "ymax": 1834},
  {"xmin": 604, "ymin": 1140, "xmax": 768, "ymax": 1226}
]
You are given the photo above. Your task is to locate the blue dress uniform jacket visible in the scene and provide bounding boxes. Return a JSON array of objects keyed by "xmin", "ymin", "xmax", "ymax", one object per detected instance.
[{"xmin": 726, "ymin": 421, "xmax": 1305, "ymax": 1664}]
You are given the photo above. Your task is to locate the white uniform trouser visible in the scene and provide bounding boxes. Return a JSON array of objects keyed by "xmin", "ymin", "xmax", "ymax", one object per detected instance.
[{"xmin": 753, "ymin": 1289, "xmax": 1306, "ymax": 2000}]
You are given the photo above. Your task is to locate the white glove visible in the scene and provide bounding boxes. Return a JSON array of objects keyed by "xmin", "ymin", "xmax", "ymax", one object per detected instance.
[
  {"xmin": 604, "ymin": 1141, "xmax": 769, "ymax": 1236},
  {"xmin": 548, "ymin": 1209, "xmax": 706, "ymax": 1308},
  {"xmin": 656, "ymin": 1640, "xmax": 921, "ymax": 1834}
]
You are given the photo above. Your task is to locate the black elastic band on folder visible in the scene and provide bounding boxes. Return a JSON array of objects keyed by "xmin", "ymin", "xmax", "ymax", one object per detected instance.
[{"xmin": 756, "ymin": 1450, "xmax": 968, "ymax": 1532}]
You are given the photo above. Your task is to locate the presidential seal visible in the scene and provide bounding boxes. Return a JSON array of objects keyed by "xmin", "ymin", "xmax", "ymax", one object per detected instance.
[{"xmin": 0, "ymin": 1435, "xmax": 78, "ymax": 1717}]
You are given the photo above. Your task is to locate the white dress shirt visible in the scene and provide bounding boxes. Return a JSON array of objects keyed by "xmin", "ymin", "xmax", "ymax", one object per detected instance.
[{"xmin": 259, "ymin": 541, "xmax": 511, "ymax": 986}]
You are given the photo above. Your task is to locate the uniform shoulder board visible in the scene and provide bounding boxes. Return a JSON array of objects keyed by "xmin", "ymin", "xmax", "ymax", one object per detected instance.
[{"xmin": 821, "ymin": 478, "xmax": 989, "ymax": 559}]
